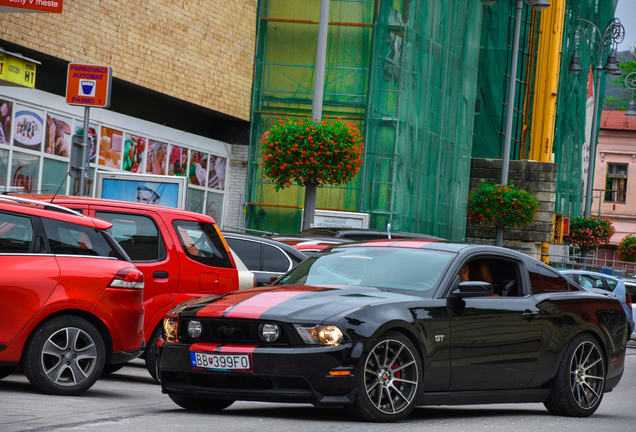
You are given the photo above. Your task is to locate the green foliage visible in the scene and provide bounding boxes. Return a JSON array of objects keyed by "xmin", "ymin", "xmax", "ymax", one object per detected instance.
[
  {"xmin": 465, "ymin": 180, "xmax": 538, "ymax": 229},
  {"xmin": 260, "ymin": 117, "xmax": 364, "ymax": 191},
  {"xmin": 617, "ymin": 235, "xmax": 636, "ymax": 262},
  {"xmin": 563, "ymin": 216, "xmax": 615, "ymax": 250}
]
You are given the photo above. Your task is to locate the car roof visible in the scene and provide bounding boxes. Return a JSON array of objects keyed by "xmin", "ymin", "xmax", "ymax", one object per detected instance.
[
  {"xmin": 0, "ymin": 195, "xmax": 113, "ymax": 229},
  {"xmin": 298, "ymin": 227, "xmax": 443, "ymax": 240},
  {"xmin": 223, "ymin": 232, "xmax": 309, "ymax": 260},
  {"xmin": 12, "ymin": 194, "xmax": 216, "ymax": 223},
  {"xmin": 559, "ymin": 269, "xmax": 621, "ymax": 281}
]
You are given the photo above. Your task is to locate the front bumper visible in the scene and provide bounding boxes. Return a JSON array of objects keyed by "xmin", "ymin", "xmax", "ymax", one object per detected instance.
[{"xmin": 159, "ymin": 342, "xmax": 358, "ymax": 406}]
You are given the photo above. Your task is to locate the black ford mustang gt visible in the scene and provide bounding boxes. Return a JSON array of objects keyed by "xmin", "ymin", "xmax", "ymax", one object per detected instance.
[{"xmin": 158, "ymin": 240, "xmax": 628, "ymax": 422}]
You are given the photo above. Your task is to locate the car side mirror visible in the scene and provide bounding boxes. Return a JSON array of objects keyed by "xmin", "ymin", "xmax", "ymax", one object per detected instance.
[{"xmin": 451, "ymin": 281, "xmax": 494, "ymax": 298}]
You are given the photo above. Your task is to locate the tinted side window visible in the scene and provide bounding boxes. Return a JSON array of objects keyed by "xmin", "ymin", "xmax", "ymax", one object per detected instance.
[
  {"xmin": 530, "ymin": 265, "xmax": 574, "ymax": 293},
  {"xmin": 263, "ymin": 244, "xmax": 291, "ymax": 273},
  {"xmin": 41, "ymin": 218, "xmax": 114, "ymax": 257},
  {"xmin": 226, "ymin": 238, "xmax": 261, "ymax": 271},
  {"xmin": 0, "ymin": 211, "xmax": 34, "ymax": 253},
  {"xmin": 97, "ymin": 211, "xmax": 164, "ymax": 262},
  {"xmin": 174, "ymin": 220, "xmax": 233, "ymax": 268}
]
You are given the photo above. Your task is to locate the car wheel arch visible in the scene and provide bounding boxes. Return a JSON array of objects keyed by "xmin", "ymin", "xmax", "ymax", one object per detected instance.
[
  {"xmin": 22, "ymin": 309, "xmax": 114, "ymax": 363},
  {"xmin": 362, "ymin": 321, "xmax": 427, "ymax": 365}
]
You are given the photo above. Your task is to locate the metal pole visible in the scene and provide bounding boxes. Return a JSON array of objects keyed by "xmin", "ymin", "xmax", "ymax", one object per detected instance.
[
  {"xmin": 584, "ymin": 65, "xmax": 602, "ymax": 217},
  {"xmin": 496, "ymin": 0, "xmax": 523, "ymax": 246},
  {"xmin": 81, "ymin": 106, "xmax": 90, "ymax": 196},
  {"xmin": 303, "ymin": 0, "xmax": 329, "ymax": 231}
]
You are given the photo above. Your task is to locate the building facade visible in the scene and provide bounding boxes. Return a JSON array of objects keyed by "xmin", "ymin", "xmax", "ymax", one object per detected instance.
[{"xmin": 0, "ymin": 1, "xmax": 257, "ymax": 228}]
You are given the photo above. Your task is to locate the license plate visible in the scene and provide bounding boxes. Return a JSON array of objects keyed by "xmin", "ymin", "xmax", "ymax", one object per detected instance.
[{"xmin": 190, "ymin": 352, "xmax": 251, "ymax": 371}]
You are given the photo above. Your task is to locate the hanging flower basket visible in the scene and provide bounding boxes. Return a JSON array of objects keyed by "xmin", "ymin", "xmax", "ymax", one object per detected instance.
[
  {"xmin": 563, "ymin": 216, "xmax": 615, "ymax": 250},
  {"xmin": 260, "ymin": 117, "xmax": 364, "ymax": 191},
  {"xmin": 617, "ymin": 235, "xmax": 636, "ymax": 262},
  {"xmin": 466, "ymin": 180, "xmax": 538, "ymax": 229}
]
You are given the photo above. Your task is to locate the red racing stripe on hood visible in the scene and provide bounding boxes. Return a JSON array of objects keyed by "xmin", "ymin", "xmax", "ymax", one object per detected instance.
[
  {"xmin": 225, "ymin": 290, "xmax": 308, "ymax": 319},
  {"xmin": 195, "ymin": 290, "xmax": 268, "ymax": 318}
]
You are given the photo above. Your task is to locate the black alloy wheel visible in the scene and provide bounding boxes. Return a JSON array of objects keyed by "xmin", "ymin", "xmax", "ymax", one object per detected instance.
[
  {"xmin": 346, "ymin": 331, "xmax": 421, "ymax": 422},
  {"xmin": 544, "ymin": 333, "xmax": 605, "ymax": 417}
]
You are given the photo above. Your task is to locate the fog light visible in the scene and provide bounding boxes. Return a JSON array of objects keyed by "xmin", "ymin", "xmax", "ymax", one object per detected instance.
[
  {"xmin": 259, "ymin": 323, "xmax": 280, "ymax": 342},
  {"xmin": 187, "ymin": 320, "xmax": 202, "ymax": 338}
]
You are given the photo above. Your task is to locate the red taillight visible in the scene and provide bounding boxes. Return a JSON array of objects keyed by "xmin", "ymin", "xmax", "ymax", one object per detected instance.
[
  {"xmin": 626, "ymin": 292, "xmax": 632, "ymax": 306},
  {"xmin": 109, "ymin": 267, "xmax": 144, "ymax": 290}
]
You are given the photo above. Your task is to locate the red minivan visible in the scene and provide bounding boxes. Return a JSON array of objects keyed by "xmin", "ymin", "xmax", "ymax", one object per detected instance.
[
  {"xmin": 21, "ymin": 194, "xmax": 244, "ymax": 380},
  {"xmin": 0, "ymin": 196, "xmax": 145, "ymax": 395}
]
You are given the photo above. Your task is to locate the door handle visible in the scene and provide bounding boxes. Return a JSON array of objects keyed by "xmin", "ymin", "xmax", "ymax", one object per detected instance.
[
  {"xmin": 522, "ymin": 310, "xmax": 540, "ymax": 321},
  {"xmin": 153, "ymin": 271, "xmax": 169, "ymax": 279}
]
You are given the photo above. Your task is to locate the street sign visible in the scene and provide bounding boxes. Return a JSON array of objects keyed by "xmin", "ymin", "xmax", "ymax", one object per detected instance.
[
  {"xmin": 0, "ymin": 0, "xmax": 63, "ymax": 13},
  {"xmin": 65, "ymin": 63, "xmax": 112, "ymax": 108}
]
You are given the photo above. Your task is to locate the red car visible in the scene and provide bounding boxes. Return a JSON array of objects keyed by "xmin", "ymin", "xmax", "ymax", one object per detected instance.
[
  {"xmin": 19, "ymin": 194, "xmax": 243, "ymax": 380},
  {"xmin": 0, "ymin": 196, "xmax": 145, "ymax": 395}
]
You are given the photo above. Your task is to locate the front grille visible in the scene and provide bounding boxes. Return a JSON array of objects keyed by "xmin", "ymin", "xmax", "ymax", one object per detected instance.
[{"xmin": 180, "ymin": 318, "xmax": 299, "ymax": 346}]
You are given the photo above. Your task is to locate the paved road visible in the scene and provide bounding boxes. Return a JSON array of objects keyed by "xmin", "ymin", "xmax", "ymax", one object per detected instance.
[{"xmin": 1, "ymin": 341, "xmax": 634, "ymax": 432}]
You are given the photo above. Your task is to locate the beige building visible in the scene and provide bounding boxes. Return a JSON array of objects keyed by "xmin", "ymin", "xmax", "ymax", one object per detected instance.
[{"xmin": 595, "ymin": 110, "xmax": 636, "ymax": 245}]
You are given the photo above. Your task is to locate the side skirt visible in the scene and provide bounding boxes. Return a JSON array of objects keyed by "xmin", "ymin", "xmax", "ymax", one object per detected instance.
[{"xmin": 418, "ymin": 389, "xmax": 550, "ymax": 406}]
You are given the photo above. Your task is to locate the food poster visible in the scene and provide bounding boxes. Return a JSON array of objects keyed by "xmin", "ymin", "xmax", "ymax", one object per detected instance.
[
  {"xmin": 44, "ymin": 113, "xmax": 72, "ymax": 157},
  {"xmin": 146, "ymin": 140, "xmax": 168, "ymax": 175},
  {"xmin": 207, "ymin": 155, "xmax": 227, "ymax": 190},
  {"xmin": 99, "ymin": 126, "xmax": 123, "ymax": 168},
  {"xmin": 189, "ymin": 151, "xmax": 208, "ymax": 186},
  {"xmin": 12, "ymin": 105, "xmax": 44, "ymax": 150},
  {"xmin": 123, "ymin": 134, "xmax": 146, "ymax": 173},
  {"xmin": 169, "ymin": 145, "xmax": 188, "ymax": 176},
  {"xmin": 0, "ymin": 99, "xmax": 13, "ymax": 146},
  {"xmin": 73, "ymin": 123, "xmax": 99, "ymax": 161}
]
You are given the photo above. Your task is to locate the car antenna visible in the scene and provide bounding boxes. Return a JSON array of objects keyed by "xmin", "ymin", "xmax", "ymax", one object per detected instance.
[{"xmin": 50, "ymin": 171, "xmax": 71, "ymax": 203}]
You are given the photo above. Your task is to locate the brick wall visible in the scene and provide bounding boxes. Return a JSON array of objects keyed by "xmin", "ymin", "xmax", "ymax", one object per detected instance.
[
  {"xmin": 466, "ymin": 158, "xmax": 557, "ymax": 245},
  {"xmin": 1, "ymin": 0, "xmax": 257, "ymax": 121},
  {"xmin": 223, "ymin": 144, "xmax": 249, "ymax": 230}
]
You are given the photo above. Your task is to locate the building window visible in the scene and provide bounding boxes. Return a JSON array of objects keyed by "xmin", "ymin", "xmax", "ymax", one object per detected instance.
[{"xmin": 604, "ymin": 163, "xmax": 628, "ymax": 203}]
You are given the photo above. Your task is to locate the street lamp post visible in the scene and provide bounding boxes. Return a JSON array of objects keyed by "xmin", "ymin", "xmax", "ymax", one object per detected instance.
[
  {"xmin": 626, "ymin": 72, "xmax": 636, "ymax": 119},
  {"xmin": 482, "ymin": 0, "xmax": 550, "ymax": 246},
  {"xmin": 568, "ymin": 18, "xmax": 624, "ymax": 218}
]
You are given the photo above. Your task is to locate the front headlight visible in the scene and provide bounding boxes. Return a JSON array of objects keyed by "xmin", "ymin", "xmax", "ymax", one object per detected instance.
[
  {"xmin": 163, "ymin": 317, "xmax": 179, "ymax": 343},
  {"xmin": 294, "ymin": 324, "xmax": 344, "ymax": 346}
]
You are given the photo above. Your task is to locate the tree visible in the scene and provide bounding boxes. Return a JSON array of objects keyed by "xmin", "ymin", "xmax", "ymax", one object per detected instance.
[
  {"xmin": 604, "ymin": 55, "xmax": 635, "ymax": 110},
  {"xmin": 260, "ymin": 117, "xmax": 364, "ymax": 229}
]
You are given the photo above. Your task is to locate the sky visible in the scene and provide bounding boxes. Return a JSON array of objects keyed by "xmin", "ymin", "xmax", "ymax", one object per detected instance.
[{"xmin": 615, "ymin": 0, "xmax": 636, "ymax": 50}]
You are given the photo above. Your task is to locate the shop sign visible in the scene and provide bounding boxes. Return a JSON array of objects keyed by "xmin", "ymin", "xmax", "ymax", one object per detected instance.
[
  {"xmin": 0, "ymin": 51, "xmax": 37, "ymax": 88},
  {"xmin": 0, "ymin": 0, "xmax": 63, "ymax": 13},
  {"xmin": 66, "ymin": 63, "xmax": 112, "ymax": 108}
]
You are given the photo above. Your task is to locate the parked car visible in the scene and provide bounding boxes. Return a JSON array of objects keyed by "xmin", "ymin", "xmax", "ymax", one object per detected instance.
[
  {"xmin": 621, "ymin": 278, "xmax": 636, "ymax": 338},
  {"xmin": 158, "ymin": 241, "xmax": 628, "ymax": 421},
  {"xmin": 16, "ymin": 194, "xmax": 240, "ymax": 381},
  {"xmin": 270, "ymin": 235, "xmax": 348, "ymax": 256},
  {"xmin": 297, "ymin": 226, "xmax": 443, "ymax": 241},
  {"xmin": 0, "ymin": 196, "xmax": 145, "ymax": 395},
  {"xmin": 559, "ymin": 269, "xmax": 634, "ymax": 336},
  {"xmin": 223, "ymin": 233, "xmax": 307, "ymax": 285},
  {"xmin": 228, "ymin": 248, "xmax": 256, "ymax": 290}
]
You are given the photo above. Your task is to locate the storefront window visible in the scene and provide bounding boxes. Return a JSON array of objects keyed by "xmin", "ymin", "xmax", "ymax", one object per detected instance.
[
  {"xmin": 187, "ymin": 188, "xmax": 205, "ymax": 214},
  {"xmin": 41, "ymin": 158, "xmax": 69, "ymax": 194},
  {"xmin": 0, "ymin": 148, "xmax": 8, "ymax": 191},
  {"xmin": 10, "ymin": 151, "xmax": 39, "ymax": 194},
  {"xmin": 206, "ymin": 191, "xmax": 224, "ymax": 225},
  {"xmin": 70, "ymin": 167, "xmax": 96, "ymax": 196}
]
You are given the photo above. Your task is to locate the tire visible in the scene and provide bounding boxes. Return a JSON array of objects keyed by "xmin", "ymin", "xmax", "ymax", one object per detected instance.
[
  {"xmin": 102, "ymin": 363, "xmax": 126, "ymax": 375},
  {"xmin": 22, "ymin": 316, "xmax": 105, "ymax": 395},
  {"xmin": 0, "ymin": 366, "xmax": 16, "ymax": 380},
  {"xmin": 345, "ymin": 331, "xmax": 422, "ymax": 422},
  {"xmin": 144, "ymin": 325, "xmax": 163, "ymax": 383},
  {"xmin": 169, "ymin": 394, "xmax": 235, "ymax": 411},
  {"xmin": 544, "ymin": 333, "xmax": 605, "ymax": 417}
]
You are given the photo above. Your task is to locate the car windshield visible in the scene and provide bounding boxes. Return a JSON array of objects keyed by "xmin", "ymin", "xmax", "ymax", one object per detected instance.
[{"xmin": 277, "ymin": 246, "xmax": 454, "ymax": 293}]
